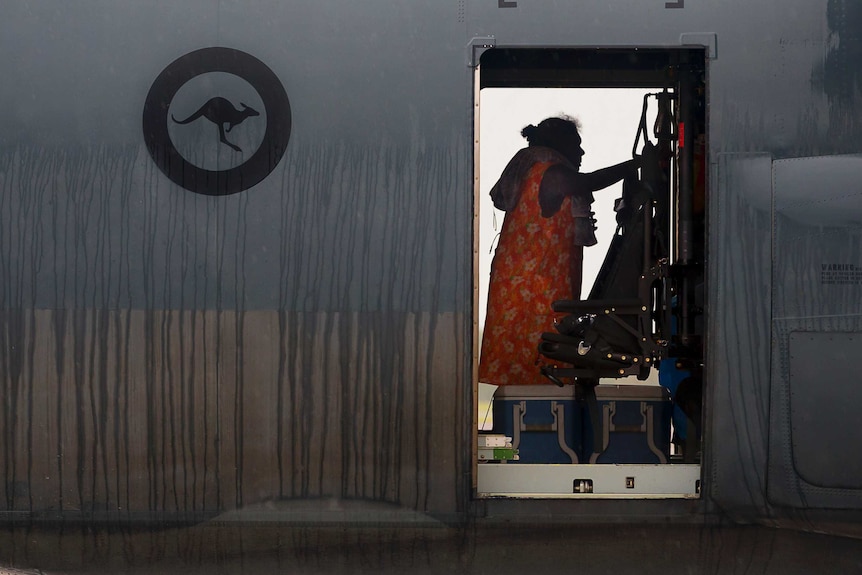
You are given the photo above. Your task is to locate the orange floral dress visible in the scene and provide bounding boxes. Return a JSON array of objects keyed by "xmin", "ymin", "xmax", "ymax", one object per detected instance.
[{"xmin": 479, "ymin": 161, "xmax": 575, "ymax": 386}]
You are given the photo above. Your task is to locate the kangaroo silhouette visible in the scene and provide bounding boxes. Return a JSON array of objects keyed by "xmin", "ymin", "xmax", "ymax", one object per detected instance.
[{"xmin": 172, "ymin": 97, "xmax": 260, "ymax": 153}]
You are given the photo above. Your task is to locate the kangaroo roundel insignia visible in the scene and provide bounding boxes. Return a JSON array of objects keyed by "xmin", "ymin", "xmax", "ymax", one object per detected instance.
[{"xmin": 143, "ymin": 47, "xmax": 291, "ymax": 196}]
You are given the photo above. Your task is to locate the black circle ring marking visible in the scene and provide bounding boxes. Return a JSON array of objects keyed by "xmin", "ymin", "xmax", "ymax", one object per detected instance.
[{"xmin": 143, "ymin": 47, "xmax": 291, "ymax": 196}]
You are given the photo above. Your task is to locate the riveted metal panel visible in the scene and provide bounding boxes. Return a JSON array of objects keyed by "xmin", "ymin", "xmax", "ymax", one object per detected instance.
[{"xmin": 769, "ymin": 155, "xmax": 862, "ymax": 508}]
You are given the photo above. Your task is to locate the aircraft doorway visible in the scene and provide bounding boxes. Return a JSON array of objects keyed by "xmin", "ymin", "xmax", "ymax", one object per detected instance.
[{"xmin": 473, "ymin": 48, "xmax": 706, "ymax": 499}]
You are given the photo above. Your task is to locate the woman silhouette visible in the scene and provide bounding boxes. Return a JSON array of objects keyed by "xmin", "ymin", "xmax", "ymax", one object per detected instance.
[{"xmin": 479, "ymin": 116, "xmax": 639, "ymax": 386}]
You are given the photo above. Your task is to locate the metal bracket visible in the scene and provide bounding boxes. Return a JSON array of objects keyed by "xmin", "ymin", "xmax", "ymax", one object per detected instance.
[
  {"xmin": 642, "ymin": 403, "xmax": 668, "ymax": 464},
  {"xmin": 513, "ymin": 400, "xmax": 578, "ymax": 463},
  {"xmin": 552, "ymin": 401, "xmax": 579, "ymax": 464},
  {"xmin": 513, "ymin": 401, "xmax": 525, "ymax": 449},
  {"xmin": 589, "ymin": 402, "xmax": 615, "ymax": 463},
  {"xmin": 468, "ymin": 36, "xmax": 496, "ymax": 68},
  {"xmin": 680, "ymin": 32, "xmax": 718, "ymax": 59}
]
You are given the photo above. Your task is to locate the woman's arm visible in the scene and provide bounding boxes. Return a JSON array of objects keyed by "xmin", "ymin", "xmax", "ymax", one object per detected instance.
[
  {"xmin": 538, "ymin": 158, "xmax": 640, "ymax": 217},
  {"xmin": 578, "ymin": 158, "xmax": 640, "ymax": 192}
]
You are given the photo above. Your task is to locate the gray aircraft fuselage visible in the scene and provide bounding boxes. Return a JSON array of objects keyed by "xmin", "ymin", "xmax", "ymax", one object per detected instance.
[{"xmin": 2, "ymin": 1, "xmax": 862, "ymax": 551}]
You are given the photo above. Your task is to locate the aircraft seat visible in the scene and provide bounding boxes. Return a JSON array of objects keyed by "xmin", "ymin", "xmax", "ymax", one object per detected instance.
[{"xmin": 538, "ymin": 171, "xmax": 668, "ymax": 386}]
